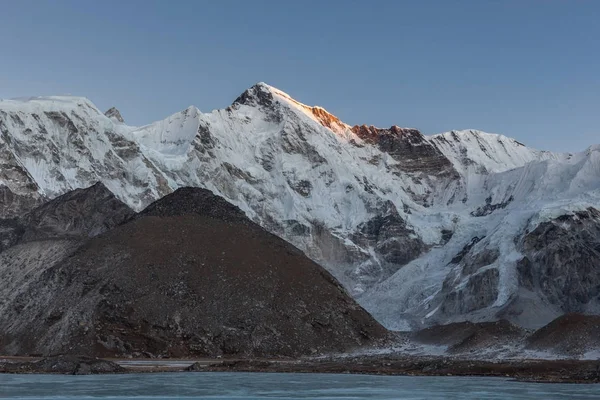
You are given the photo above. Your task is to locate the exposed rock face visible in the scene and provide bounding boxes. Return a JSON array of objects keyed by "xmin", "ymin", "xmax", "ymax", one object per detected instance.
[
  {"xmin": 471, "ymin": 195, "xmax": 514, "ymax": 217},
  {"xmin": 351, "ymin": 125, "xmax": 457, "ymax": 178},
  {"xmin": 516, "ymin": 208, "xmax": 600, "ymax": 314},
  {"xmin": 350, "ymin": 201, "xmax": 426, "ymax": 286},
  {"xmin": 310, "ymin": 106, "xmax": 347, "ymax": 133},
  {"xmin": 233, "ymin": 83, "xmax": 277, "ymax": 110},
  {"xmin": 105, "ymin": 107, "xmax": 124, "ymax": 123},
  {"xmin": 440, "ymin": 267, "xmax": 500, "ymax": 316},
  {"xmin": 0, "ymin": 187, "xmax": 387, "ymax": 358}
]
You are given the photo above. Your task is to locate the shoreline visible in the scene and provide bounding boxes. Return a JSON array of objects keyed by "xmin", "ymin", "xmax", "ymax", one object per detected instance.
[
  {"xmin": 2, "ymin": 355, "xmax": 599, "ymax": 384},
  {"xmin": 194, "ymin": 356, "xmax": 600, "ymax": 384}
]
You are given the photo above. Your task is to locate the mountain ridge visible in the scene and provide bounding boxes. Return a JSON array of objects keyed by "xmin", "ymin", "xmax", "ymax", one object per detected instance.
[
  {"xmin": 1, "ymin": 82, "xmax": 598, "ymax": 331},
  {"xmin": 1, "ymin": 83, "xmax": 574, "ymax": 158}
]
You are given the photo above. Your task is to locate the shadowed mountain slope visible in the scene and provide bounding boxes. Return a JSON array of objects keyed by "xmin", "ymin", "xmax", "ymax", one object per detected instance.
[{"xmin": 0, "ymin": 187, "xmax": 387, "ymax": 358}]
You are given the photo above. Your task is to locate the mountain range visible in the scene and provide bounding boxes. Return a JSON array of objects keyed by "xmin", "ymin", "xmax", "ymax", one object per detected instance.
[{"xmin": 1, "ymin": 82, "xmax": 599, "ymax": 336}]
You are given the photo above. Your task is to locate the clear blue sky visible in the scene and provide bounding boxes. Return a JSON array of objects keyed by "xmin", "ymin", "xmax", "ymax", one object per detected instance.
[{"xmin": 1, "ymin": 1, "xmax": 598, "ymax": 152}]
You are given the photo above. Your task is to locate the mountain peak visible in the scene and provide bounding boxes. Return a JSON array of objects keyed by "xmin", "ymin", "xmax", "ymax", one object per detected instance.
[
  {"xmin": 232, "ymin": 82, "xmax": 352, "ymax": 135},
  {"xmin": 232, "ymin": 82, "xmax": 277, "ymax": 108},
  {"xmin": 105, "ymin": 106, "xmax": 124, "ymax": 123},
  {"xmin": 137, "ymin": 187, "xmax": 249, "ymax": 224}
]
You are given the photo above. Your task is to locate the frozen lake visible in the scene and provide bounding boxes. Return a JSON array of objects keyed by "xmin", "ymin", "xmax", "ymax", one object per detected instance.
[{"xmin": 1, "ymin": 372, "xmax": 599, "ymax": 399}]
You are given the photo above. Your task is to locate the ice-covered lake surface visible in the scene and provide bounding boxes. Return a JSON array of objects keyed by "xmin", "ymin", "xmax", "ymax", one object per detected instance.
[{"xmin": 1, "ymin": 372, "xmax": 599, "ymax": 399}]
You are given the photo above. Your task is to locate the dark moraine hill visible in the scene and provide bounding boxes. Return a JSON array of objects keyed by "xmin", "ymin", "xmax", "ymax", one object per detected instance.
[
  {"xmin": 411, "ymin": 319, "xmax": 527, "ymax": 354},
  {"xmin": 526, "ymin": 313, "xmax": 600, "ymax": 357},
  {"xmin": 0, "ymin": 187, "xmax": 387, "ymax": 358}
]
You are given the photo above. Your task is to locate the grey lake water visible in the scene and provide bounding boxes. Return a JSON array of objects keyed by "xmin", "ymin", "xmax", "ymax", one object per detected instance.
[{"xmin": 1, "ymin": 372, "xmax": 599, "ymax": 400}]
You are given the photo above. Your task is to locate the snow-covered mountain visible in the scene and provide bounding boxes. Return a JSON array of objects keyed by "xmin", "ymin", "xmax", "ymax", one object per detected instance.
[{"xmin": 1, "ymin": 84, "xmax": 599, "ymax": 330}]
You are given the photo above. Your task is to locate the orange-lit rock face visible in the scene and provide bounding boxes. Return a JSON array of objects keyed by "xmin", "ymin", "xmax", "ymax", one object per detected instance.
[
  {"xmin": 351, "ymin": 124, "xmax": 423, "ymax": 144},
  {"xmin": 351, "ymin": 124, "xmax": 457, "ymax": 177},
  {"xmin": 310, "ymin": 106, "xmax": 345, "ymax": 132}
]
